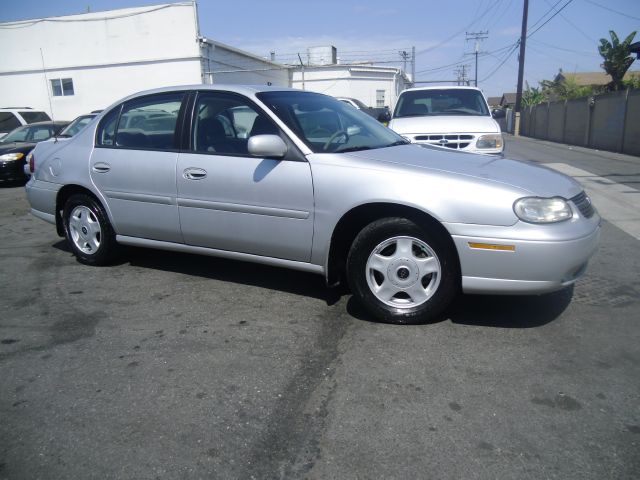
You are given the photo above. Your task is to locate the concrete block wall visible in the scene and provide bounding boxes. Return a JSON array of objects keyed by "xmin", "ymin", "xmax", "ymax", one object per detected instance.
[{"xmin": 520, "ymin": 89, "xmax": 640, "ymax": 157}]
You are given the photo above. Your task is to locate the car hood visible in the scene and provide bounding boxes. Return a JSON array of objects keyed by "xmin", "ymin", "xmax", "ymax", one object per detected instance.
[
  {"xmin": 389, "ymin": 115, "xmax": 500, "ymax": 134},
  {"xmin": 0, "ymin": 142, "xmax": 36, "ymax": 154},
  {"xmin": 345, "ymin": 144, "xmax": 582, "ymax": 198}
]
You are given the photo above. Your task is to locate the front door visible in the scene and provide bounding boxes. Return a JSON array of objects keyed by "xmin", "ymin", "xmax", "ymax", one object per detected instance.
[{"xmin": 176, "ymin": 91, "xmax": 314, "ymax": 262}]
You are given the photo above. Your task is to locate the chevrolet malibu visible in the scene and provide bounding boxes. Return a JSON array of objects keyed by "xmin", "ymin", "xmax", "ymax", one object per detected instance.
[{"xmin": 24, "ymin": 85, "xmax": 600, "ymax": 324}]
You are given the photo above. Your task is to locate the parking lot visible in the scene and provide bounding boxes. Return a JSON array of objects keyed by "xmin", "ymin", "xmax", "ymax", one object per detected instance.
[{"xmin": 1, "ymin": 135, "xmax": 639, "ymax": 479}]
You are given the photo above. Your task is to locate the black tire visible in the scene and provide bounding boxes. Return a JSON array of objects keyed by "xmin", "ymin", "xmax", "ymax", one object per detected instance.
[
  {"xmin": 63, "ymin": 193, "xmax": 118, "ymax": 266},
  {"xmin": 346, "ymin": 217, "xmax": 458, "ymax": 325}
]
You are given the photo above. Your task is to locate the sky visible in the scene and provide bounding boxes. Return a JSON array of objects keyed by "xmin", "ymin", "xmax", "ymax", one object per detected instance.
[{"xmin": 1, "ymin": 0, "xmax": 639, "ymax": 97}]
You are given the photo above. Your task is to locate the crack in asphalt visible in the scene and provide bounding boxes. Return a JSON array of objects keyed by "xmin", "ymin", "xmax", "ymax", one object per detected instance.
[{"xmin": 243, "ymin": 300, "xmax": 351, "ymax": 479}]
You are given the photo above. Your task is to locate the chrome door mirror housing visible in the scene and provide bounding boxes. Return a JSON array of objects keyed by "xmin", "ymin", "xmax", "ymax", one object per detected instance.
[{"xmin": 248, "ymin": 134, "xmax": 287, "ymax": 159}]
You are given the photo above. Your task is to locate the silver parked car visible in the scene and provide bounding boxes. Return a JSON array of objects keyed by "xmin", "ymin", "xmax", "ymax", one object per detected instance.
[{"xmin": 25, "ymin": 85, "xmax": 600, "ymax": 324}]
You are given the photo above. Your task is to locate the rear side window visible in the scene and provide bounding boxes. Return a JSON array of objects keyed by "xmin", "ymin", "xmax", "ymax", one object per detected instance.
[
  {"xmin": 20, "ymin": 111, "xmax": 51, "ymax": 123},
  {"xmin": 0, "ymin": 112, "xmax": 21, "ymax": 134},
  {"xmin": 96, "ymin": 93, "xmax": 185, "ymax": 150}
]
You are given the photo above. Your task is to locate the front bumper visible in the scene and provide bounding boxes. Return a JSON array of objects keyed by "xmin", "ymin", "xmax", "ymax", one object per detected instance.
[
  {"xmin": 445, "ymin": 213, "xmax": 601, "ymax": 295},
  {"xmin": 0, "ymin": 159, "xmax": 28, "ymax": 182}
]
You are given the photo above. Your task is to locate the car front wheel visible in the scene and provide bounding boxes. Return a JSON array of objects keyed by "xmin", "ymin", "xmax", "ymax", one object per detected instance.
[
  {"xmin": 63, "ymin": 194, "xmax": 117, "ymax": 266},
  {"xmin": 347, "ymin": 217, "xmax": 458, "ymax": 324}
]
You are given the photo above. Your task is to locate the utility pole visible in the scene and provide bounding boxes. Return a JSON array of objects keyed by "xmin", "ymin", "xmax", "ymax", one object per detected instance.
[
  {"xmin": 399, "ymin": 50, "xmax": 410, "ymax": 74},
  {"xmin": 465, "ymin": 31, "xmax": 488, "ymax": 87},
  {"xmin": 411, "ymin": 46, "xmax": 416, "ymax": 87},
  {"xmin": 297, "ymin": 53, "xmax": 305, "ymax": 91},
  {"xmin": 454, "ymin": 64, "xmax": 471, "ymax": 86},
  {"xmin": 514, "ymin": 0, "xmax": 529, "ymax": 135}
]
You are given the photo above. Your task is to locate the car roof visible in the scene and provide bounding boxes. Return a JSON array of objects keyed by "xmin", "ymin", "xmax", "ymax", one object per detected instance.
[
  {"xmin": 24, "ymin": 120, "xmax": 70, "ymax": 126},
  {"xmin": 401, "ymin": 86, "xmax": 483, "ymax": 92},
  {"xmin": 111, "ymin": 84, "xmax": 314, "ymax": 106}
]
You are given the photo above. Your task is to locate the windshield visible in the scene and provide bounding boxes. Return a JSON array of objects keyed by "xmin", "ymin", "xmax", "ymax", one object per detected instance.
[
  {"xmin": 394, "ymin": 89, "xmax": 490, "ymax": 118},
  {"xmin": 257, "ymin": 91, "xmax": 407, "ymax": 154},
  {"xmin": 20, "ymin": 111, "xmax": 51, "ymax": 123},
  {"xmin": 0, "ymin": 124, "xmax": 55, "ymax": 143},
  {"xmin": 59, "ymin": 115, "xmax": 95, "ymax": 137}
]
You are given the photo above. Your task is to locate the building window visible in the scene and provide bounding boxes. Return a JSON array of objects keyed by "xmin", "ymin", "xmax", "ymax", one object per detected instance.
[
  {"xmin": 376, "ymin": 90, "xmax": 385, "ymax": 108},
  {"xmin": 51, "ymin": 78, "xmax": 75, "ymax": 97}
]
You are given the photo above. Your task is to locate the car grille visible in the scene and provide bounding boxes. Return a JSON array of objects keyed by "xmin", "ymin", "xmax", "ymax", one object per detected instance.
[
  {"xmin": 413, "ymin": 134, "xmax": 474, "ymax": 150},
  {"xmin": 570, "ymin": 191, "xmax": 595, "ymax": 218}
]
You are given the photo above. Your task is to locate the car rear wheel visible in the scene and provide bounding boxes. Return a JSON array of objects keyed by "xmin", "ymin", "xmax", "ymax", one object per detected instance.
[
  {"xmin": 63, "ymin": 194, "xmax": 117, "ymax": 266},
  {"xmin": 346, "ymin": 217, "xmax": 458, "ymax": 324}
]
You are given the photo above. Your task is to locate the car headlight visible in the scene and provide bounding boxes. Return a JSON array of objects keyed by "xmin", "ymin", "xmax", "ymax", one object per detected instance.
[
  {"xmin": 0, "ymin": 152, "xmax": 25, "ymax": 162},
  {"xmin": 476, "ymin": 134, "xmax": 503, "ymax": 150},
  {"xmin": 514, "ymin": 197, "xmax": 573, "ymax": 223}
]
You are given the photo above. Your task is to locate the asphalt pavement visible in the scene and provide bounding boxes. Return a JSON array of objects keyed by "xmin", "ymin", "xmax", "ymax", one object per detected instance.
[{"xmin": 1, "ymin": 138, "xmax": 639, "ymax": 479}]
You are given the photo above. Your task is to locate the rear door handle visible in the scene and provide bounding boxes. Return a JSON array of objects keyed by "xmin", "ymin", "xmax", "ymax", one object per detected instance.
[
  {"xmin": 183, "ymin": 168, "xmax": 207, "ymax": 180},
  {"xmin": 92, "ymin": 162, "xmax": 111, "ymax": 173}
]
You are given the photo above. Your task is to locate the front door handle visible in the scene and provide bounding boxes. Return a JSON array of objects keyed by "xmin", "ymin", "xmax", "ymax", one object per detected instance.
[
  {"xmin": 183, "ymin": 168, "xmax": 207, "ymax": 180},
  {"xmin": 92, "ymin": 162, "xmax": 111, "ymax": 173}
]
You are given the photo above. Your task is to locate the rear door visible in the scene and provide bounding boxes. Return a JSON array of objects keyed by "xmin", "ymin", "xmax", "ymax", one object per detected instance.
[
  {"xmin": 90, "ymin": 92, "xmax": 187, "ymax": 243},
  {"xmin": 176, "ymin": 91, "xmax": 314, "ymax": 262}
]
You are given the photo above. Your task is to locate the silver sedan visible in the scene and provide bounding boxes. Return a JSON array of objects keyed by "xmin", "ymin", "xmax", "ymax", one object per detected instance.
[{"xmin": 25, "ymin": 85, "xmax": 600, "ymax": 324}]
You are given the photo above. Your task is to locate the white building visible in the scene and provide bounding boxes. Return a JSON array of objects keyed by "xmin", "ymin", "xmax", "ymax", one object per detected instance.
[
  {"xmin": 291, "ymin": 63, "xmax": 411, "ymax": 110},
  {"xmin": 0, "ymin": 2, "xmax": 288, "ymax": 120},
  {"xmin": 0, "ymin": 2, "xmax": 410, "ymax": 120}
]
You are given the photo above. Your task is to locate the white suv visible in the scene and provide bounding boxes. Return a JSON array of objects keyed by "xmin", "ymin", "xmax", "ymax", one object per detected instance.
[
  {"xmin": 388, "ymin": 86, "xmax": 503, "ymax": 155},
  {"xmin": 0, "ymin": 108, "xmax": 51, "ymax": 139}
]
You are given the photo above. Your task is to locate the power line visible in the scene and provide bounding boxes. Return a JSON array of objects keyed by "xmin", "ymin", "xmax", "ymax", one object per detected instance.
[
  {"xmin": 528, "ymin": 0, "xmax": 564, "ymax": 31},
  {"xmin": 415, "ymin": 44, "xmax": 515, "ymax": 75},
  {"xmin": 415, "ymin": 0, "xmax": 502, "ymax": 56},
  {"xmin": 527, "ymin": 0, "xmax": 576, "ymax": 38},
  {"xmin": 479, "ymin": 42, "xmax": 520, "ymax": 82},
  {"xmin": 528, "ymin": 39, "xmax": 600, "ymax": 57},
  {"xmin": 543, "ymin": 0, "xmax": 594, "ymax": 42},
  {"xmin": 583, "ymin": 0, "xmax": 640, "ymax": 22}
]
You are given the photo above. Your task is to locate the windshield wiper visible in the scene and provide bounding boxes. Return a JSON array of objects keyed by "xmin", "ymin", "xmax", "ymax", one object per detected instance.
[
  {"xmin": 385, "ymin": 140, "xmax": 410, "ymax": 147},
  {"xmin": 335, "ymin": 146, "xmax": 373, "ymax": 153}
]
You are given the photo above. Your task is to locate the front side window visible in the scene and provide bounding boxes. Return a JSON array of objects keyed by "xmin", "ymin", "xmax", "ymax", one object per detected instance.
[
  {"xmin": 257, "ymin": 91, "xmax": 406, "ymax": 154},
  {"xmin": 51, "ymin": 78, "xmax": 74, "ymax": 97},
  {"xmin": 394, "ymin": 89, "xmax": 490, "ymax": 118},
  {"xmin": 97, "ymin": 93, "xmax": 184, "ymax": 150},
  {"xmin": 192, "ymin": 92, "xmax": 279, "ymax": 156}
]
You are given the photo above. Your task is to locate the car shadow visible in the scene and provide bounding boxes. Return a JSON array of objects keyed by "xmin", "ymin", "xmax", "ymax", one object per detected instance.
[
  {"xmin": 119, "ymin": 246, "xmax": 335, "ymax": 304},
  {"xmin": 347, "ymin": 287, "xmax": 574, "ymax": 328},
  {"xmin": 52, "ymin": 240, "xmax": 574, "ymax": 325}
]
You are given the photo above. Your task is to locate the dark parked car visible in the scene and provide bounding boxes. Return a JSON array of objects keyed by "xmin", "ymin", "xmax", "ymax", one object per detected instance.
[
  {"xmin": 336, "ymin": 97, "xmax": 391, "ymax": 123},
  {"xmin": 0, "ymin": 121, "xmax": 69, "ymax": 183},
  {"xmin": 0, "ymin": 108, "xmax": 51, "ymax": 139}
]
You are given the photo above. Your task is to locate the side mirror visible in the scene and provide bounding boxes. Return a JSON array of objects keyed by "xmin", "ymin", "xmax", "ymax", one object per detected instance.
[
  {"xmin": 491, "ymin": 109, "xmax": 506, "ymax": 119},
  {"xmin": 248, "ymin": 134, "xmax": 287, "ymax": 159},
  {"xmin": 378, "ymin": 111, "xmax": 391, "ymax": 122}
]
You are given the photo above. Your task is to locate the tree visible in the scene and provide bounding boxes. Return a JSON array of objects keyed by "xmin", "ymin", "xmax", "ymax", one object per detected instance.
[
  {"xmin": 540, "ymin": 76, "xmax": 595, "ymax": 100},
  {"xmin": 522, "ymin": 82, "xmax": 545, "ymax": 106},
  {"xmin": 598, "ymin": 30, "xmax": 637, "ymax": 91}
]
